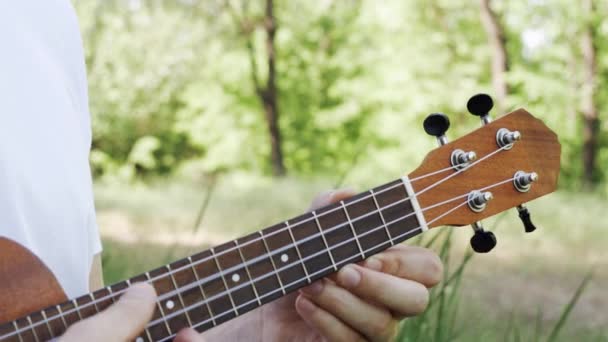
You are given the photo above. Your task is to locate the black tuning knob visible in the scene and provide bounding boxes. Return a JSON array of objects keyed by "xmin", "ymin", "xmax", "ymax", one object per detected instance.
[
  {"xmin": 466, "ymin": 93, "xmax": 494, "ymax": 117},
  {"xmin": 517, "ymin": 205, "xmax": 537, "ymax": 233},
  {"xmin": 470, "ymin": 230, "xmax": 497, "ymax": 253},
  {"xmin": 423, "ymin": 113, "xmax": 450, "ymax": 138}
]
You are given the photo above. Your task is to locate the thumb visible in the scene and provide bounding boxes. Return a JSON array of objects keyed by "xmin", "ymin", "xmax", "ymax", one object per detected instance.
[{"xmin": 60, "ymin": 282, "xmax": 157, "ymax": 342}]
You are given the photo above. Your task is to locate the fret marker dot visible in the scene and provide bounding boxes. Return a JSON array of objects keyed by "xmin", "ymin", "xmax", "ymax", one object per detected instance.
[
  {"xmin": 136, "ymin": 338, "xmax": 144, "ymax": 342},
  {"xmin": 281, "ymin": 254, "xmax": 289, "ymax": 263},
  {"xmin": 165, "ymin": 300, "xmax": 175, "ymax": 310},
  {"xmin": 232, "ymin": 273, "xmax": 240, "ymax": 283}
]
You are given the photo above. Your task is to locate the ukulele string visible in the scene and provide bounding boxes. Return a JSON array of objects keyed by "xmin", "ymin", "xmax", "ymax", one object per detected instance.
[
  {"xmin": 145, "ymin": 175, "xmax": 517, "ymax": 333},
  {"xmin": 2, "ymin": 145, "xmax": 509, "ymax": 339}
]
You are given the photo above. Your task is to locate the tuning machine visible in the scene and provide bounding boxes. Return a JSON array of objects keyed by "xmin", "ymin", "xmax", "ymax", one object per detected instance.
[
  {"xmin": 423, "ymin": 112, "xmax": 450, "ymax": 145},
  {"xmin": 516, "ymin": 204, "xmax": 537, "ymax": 233},
  {"xmin": 467, "ymin": 93, "xmax": 494, "ymax": 125},
  {"xmin": 470, "ymin": 222, "xmax": 496, "ymax": 253}
]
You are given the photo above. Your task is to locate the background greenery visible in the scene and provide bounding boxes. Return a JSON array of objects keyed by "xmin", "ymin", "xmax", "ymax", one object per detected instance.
[{"xmin": 73, "ymin": 0, "xmax": 607, "ymax": 341}]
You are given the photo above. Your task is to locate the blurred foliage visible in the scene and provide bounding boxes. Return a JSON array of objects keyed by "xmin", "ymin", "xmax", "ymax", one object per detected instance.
[{"xmin": 74, "ymin": 0, "xmax": 607, "ymax": 190}]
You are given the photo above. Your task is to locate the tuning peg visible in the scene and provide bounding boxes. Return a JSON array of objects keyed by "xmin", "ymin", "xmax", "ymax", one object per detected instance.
[
  {"xmin": 423, "ymin": 113, "xmax": 450, "ymax": 145},
  {"xmin": 516, "ymin": 204, "xmax": 537, "ymax": 233},
  {"xmin": 467, "ymin": 93, "xmax": 493, "ymax": 125},
  {"xmin": 470, "ymin": 222, "xmax": 496, "ymax": 253}
]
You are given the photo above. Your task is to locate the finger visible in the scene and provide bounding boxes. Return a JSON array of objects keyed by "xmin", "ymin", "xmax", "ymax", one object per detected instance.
[
  {"xmin": 363, "ymin": 244, "xmax": 443, "ymax": 288},
  {"xmin": 309, "ymin": 188, "xmax": 357, "ymax": 210},
  {"xmin": 295, "ymin": 295, "xmax": 365, "ymax": 342},
  {"xmin": 301, "ymin": 280, "xmax": 397, "ymax": 342},
  {"xmin": 174, "ymin": 328, "xmax": 206, "ymax": 342},
  {"xmin": 336, "ymin": 264, "xmax": 430, "ymax": 318},
  {"xmin": 60, "ymin": 283, "xmax": 157, "ymax": 342}
]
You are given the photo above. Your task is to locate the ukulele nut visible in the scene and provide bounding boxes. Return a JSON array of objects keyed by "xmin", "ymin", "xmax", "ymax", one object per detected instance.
[
  {"xmin": 513, "ymin": 171, "xmax": 538, "ymax": 193},
  {"xmin": 468, "ymin": 191, "xmax": 493, "ymax": 213},
  {"xmin": 450, "ymin": 149, "xmax": 477, "ymax": 170},
  {"xmin": 496, "ymin": 128, "xmax": 521, "ymax": 150}
]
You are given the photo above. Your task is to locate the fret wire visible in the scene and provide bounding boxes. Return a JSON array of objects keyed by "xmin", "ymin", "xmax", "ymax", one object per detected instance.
[
  {"xmin": 89, "ymin": 293, "xmax": 100, "ymax": 313},
  {"xmin": 143, "ymin": 325, "xmax": 154, "ymax": 341},
  {"xmin": 258, "ymin": 231, "xmax": 287, "ymax": 295},
  {"xmin": 370, "ymin": 189, "xmax": 394, "ymax": 246},
  {"xmin": 340, "ymin": 201, "xmax": 365, "ymax": 259},
  {"xmin": 233, "ymin": 240, "xmax": 262, "ymax": 306},
  {"xmin": 106, "ymin": 286, "xmax": 116, "ymax": 303},
  {"xmin": 25, "ymin": 316, "xmax": 39, "ymax": 342},
  {"xmin": 162, "ymin": 226, "xmax": 424, "ymax": 341},
  {"xmin": 187, "ymin": 256, "xmax": 217, "ymax": 327},
  {"xmin": 141, "ymin": 275, "xmax": 173, "ymax": 336},
  {"xmin": 285, "ymin": 221, "xmax": 311, "ymax": 283},
  {"xmin": 71, "ymin": 299, "xmax": 83, "ymax": 320},
  {"xmin": 39, "ymin": 310, "xmax": 54, "ymax": 339},
  {"xmin": 55, "ymin": 305, "xmax": 68, "ymax": 331},
  {"xmin": 166, "ymin": 265, "xmax": 194, "ymax": 327},
  {"xmin": 142, "ymin": 325, "xmax": 154, "ymax": 341},
  {"xmin": 210, "ymin": 247, "xmax": 239, "ymax": 315},
  {"xmin": 312, "ymin": 210, "xmax": 338, "ymax": 271},
  {"xmin": 12, "ymin": 321, "xmax": 24, "ymax": 342}
]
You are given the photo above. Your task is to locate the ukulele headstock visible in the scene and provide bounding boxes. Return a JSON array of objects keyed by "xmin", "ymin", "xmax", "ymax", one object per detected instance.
[{"xmin": 409, "ymin": 107, "xmax": 560, "ymax": 229}]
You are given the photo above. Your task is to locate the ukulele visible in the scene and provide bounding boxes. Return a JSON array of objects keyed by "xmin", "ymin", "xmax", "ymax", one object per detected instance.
[{"xmin": 0, "ymin": 95, "xmax": 561, "ymax": 342}]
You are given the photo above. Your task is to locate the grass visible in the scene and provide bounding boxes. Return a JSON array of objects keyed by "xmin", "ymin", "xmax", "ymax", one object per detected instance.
[{"xmin": 95, "ymin": 175, "xmax": 607, "ymax": 341}]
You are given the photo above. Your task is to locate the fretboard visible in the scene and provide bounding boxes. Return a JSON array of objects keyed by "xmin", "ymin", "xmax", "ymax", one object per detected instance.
[{"xmin": 0, "ymin": 177, "xmax": 426, "ymax": 342}]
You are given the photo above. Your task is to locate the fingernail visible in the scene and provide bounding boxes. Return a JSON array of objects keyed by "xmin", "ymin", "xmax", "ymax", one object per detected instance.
[
  {"xmin": 297, "ymin": 296, "xmax": 317, "ymax": 314},
  {"xmin": 365, "ymin": 257, "xmax": 383, "ymax": 271},
  {"xmin": 301, "ymin": 280, "xmax": 324, "ymax": 295},
  {"xmin": 338, "ymin": 265, "xmax": 361, "ymax": 289}
]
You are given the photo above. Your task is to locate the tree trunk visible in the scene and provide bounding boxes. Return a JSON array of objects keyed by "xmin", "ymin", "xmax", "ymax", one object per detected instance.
[
  {"xmin": 262, "ymin": 0, "xmax": 286, "ymax": 177},
  {"xmin": 581, "ymin": 0, "xmax": 599, "ymax": 188},
  {"xmin": 227, "ymin": 0, "xmax": 286, "ymax": 177},
  {"xmin": 479, "ymin": 0, "xmax": 509, "ymax": 113}
]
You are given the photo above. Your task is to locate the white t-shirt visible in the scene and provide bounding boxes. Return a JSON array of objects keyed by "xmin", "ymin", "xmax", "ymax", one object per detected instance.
[{"xmin": 0, "ymin": 1, "xmax": 101, "ymax": 298}]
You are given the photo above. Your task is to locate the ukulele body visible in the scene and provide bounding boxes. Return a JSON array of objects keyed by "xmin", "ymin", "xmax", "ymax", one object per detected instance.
[{"xmin": 0, "ymin": 237, "xmax": 67, "ymax": 324}]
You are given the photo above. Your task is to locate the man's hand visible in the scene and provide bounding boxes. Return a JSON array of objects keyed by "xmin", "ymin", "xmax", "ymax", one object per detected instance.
[{"xmin": 60, "ymin": 283, "xmax": 157, "ymax": 342}]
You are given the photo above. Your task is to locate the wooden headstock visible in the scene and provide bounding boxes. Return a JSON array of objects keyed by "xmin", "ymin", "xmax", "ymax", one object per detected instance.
[{"xmin": 409, "ymin": 108, "xmax": 560, "ymax": 228}]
